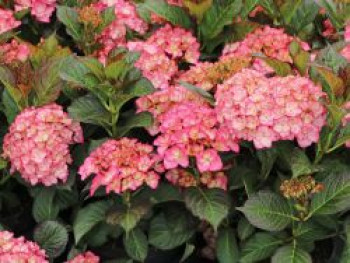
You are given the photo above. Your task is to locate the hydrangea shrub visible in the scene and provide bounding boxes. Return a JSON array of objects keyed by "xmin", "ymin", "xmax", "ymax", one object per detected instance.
[{"xmin": 0, "ymin": 0, "xmax": 350, "ymax": 262}]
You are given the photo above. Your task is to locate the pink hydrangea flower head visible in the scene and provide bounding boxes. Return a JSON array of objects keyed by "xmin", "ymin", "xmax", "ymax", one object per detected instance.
[
  {"xmin": 66, "ymin": 251, "xmax": 99, "ymax": 263},
  {"xmin": 342, "ymin": 102, "xmax": 350, "ymax": 148},
  {"xmin": 0, "ymin": 231, "xmax": 48, "ymax": 263},
  {"xmin": 0, "ymin": 8, "xmax": 21, "ymax": 34},
  {"xmin": 341, "ymin": 45, "xmax": 350, "ymax": 61},
  {"xmin": 345, "ymin": 22, "xmax": 350, "ymax": 42},
  {"xmin": 154, "ymin": 102, "xmax": 235, "ymax": 172},
  {"xmin": 15, "ymin": 0, "xmax": 56, "ymax": 23},
  {"xmin": 95, "ymin": 0, "xmax": 148, "ymax": 64},
  {"xmin": 79, "ymin": 138, "xmax": 160, "ymax": 195},
  {"xmin": 128, "ymin": 24, "xmax": 200, "ymax": 88},
  {"xmin": 136, "ymin": 85, "xmax": 208, "ymax": 134},
  {"xmin": 0, "ymin": 39, "xmax": 31, "ymax": 64},
  {"xmin": 3, "ymin": 104, "xmax": 83, "ymax": 186},
  {"xmin": 223, "ymin": 25, "xmax": 310, "ymax": 64},
  {"xmin": 215, "ymin": 69, "xmax": 326, "ymax": 149}
]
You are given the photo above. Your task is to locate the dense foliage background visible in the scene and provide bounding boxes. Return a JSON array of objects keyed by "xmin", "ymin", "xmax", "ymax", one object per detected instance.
[{"xmin": 0, "ymin": 0, "xmax": 350, "ymax": 262}]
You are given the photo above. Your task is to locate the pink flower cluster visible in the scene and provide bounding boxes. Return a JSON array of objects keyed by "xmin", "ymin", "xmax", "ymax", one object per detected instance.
[
  {"xmin": 3, "ymin": 104, "xmax": 83, "ymax": 186},
  {"xmin": 154, "ymin": 102, "xmax": 237, "ymax": 172},
  {"xmin": 0, "ymin": 231, "xmax": 48, "ymax": 263},
  {"xmin": 66, "ymin": 251, "xmax": 99, "ymax": 263},
  {"xmin": 0, "ymin": 39, "xmax": 30, "ymax": 64},
  {"xmin": 215, "ymin": 69, "xmax": 326, "ymax": 149},
  {"xmin": 79, "ymin": 138, "xmax": 160, "ymax": 195},
  {"xmin": 128, "ymin": 24, "xmax": 200, "ymax": 89},
  {"xmin": 342, "ymin": 102, "xmax": 350, "ymax": 148},
  {"xmin": 136, "ymin": 85, "xmax": 207, "ymax": 134},
  {"xmin": 223, "ymin": 26, "xmax": 310, "ymax": 63},
  {"xmin": 0, "ymin": 9, "xmax": 20, "ymax": 34},
  {"xmin": 95, "ymin": 0, "xmax": 148, "ymax": 64},
  {"xmin": 15, "ymin": 0, "xmax": 56, "ymax": 23},
  {"xmin": 166, "ymin": 168, "xmax": 227, "ymax": 190},
  {"xmin": 341, "ymin": 23, "xmax": 350, "ymax": 61}
]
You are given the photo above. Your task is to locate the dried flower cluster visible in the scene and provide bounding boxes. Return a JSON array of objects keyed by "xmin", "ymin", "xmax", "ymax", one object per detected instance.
[
  {"xmin": 280, "ymin": 176, "xmax": 324, "ymax": 199},
  {"xmin": 166, "ymin": 168, "xmax": 227, "ymax": 189},
  {"xmin": 0, "ymin": 231, "xmax": 48, "ymax": 263},
  {"xmin": 3, "ymin": 104, "xmax": 83, "ymax": 186},
  {"xmin": 79, "ymin": 138, "xmax": 160, "ymax": 195}
]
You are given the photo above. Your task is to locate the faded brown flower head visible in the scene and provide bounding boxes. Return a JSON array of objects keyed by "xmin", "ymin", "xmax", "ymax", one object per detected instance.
[
  {"xmin": 280, "ymin": 176, "xmax": 324, "ymax": 199},
  {"xmin": 78, "ymin": 5, "xmax": 102, "ymax": 28}
]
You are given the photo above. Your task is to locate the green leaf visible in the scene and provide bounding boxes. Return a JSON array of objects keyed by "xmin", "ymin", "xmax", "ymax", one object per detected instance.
[
  {"xmin": 116, "ymin": 112, "xmax": 153, "ymax": 137},
  {"xmin": 293, "ymin": 221, "xmax": 329, "ymax": 242},
  {"xmin": 97, "ymin": 6, "xmax": 116, "ymax": 32},
  {"xmin": 60, "ymin": 56, "xmax": 91, "ymax": 87},
  {"xmin": 68, "ymin": 94, "xmax": 110, "ymax": 127},
  {"xmin": 106, "ymin": 200, "xmax": 150, "ymax": 232},
  {"xmin": 0, "ymin": 158, "xmax": 7, "ymax": 170},
  {"xmin": 150, "ymin": 183, "xmax": 183, "ymax": 203},
  {"xmin": 200, "ymin": 0, "xmax": 242, "ymax": 39},
  {"xmin": 2, "ymin": 88, "xmax": 20, "ymax": 123},
  {"xmin": 56, "ymin": 6, "xmax": 82, "ymax": 40},
  {"xmin": 289, "ymin": 1, "xmax": 318, "ymax": 33},
  {"xmin": 55, "ymin": 189, "xmax": 78, "ymax": 210},
  {"xmin": 277, "ymin": 144, "xmax": 318, "ymax": 178},
  {"xmin": 238, "ymin": 191, "xmax": 294, "ymax": 231},
  {"xmin": 272, "ymin": 243, "xmax": 312, "ymax": 263},
  {"xmin": 314, "ymin": 43, "xmax": 348, "ymax": 73},
  {"xmin": 73, "ymin": 200, "xmax": 112, "ymax": 244},
  {"xmin": 179, "ymin": 81, "xmax": 215, "ymax": 105},
  {"xmin": 257, "ymin": 148, "xmax": 278, "ymax": 180},
  {"xmin": 32, "ymin": 58, "xmax": 65, "ymax": 106},
  {"xmin": 124, "ymin": 78, "xmax": 155, "ymax": 97},
  {"xmin": 123, "ymin": 228, "xmax": 148, "ymax": 262},
  {"xmin": 105, "ymin": 60, "xmax": 129, "ymax": 80},
  {"xmin": 180, "ymin": 243, "xmax": 195, "ymax": 262},
  {"xmin": 280, "ymin": 0, "xmax": 302, "ymax": 25},
  {"xmin": 32, "ymin": 188, "xmax": 59, "ymax": 223},
  {"xmin": 184, "ymin": 187, "xmax": 230, "ymax": 230},
  {"xmin": 142, "ymin": 0, "xmax": 193, "ymax": 29},
  {"xmin": 149, "ymin": 207, "xmax": 196, "ymax": 250},
  {"xmin": 308, "ymin": 172, "xmax": 350, "ymax": 217},
  {"xmin": 88, "ymin": 138, "xmax": 108, "ymax": 153},
  {"xmin": 34, "ymin": 221, "xmax": 68, "ymax": 258},
  {"xmin": 241, "ymin": 233, "xmax": 283, "ymax": 263},
  {"xmin": 216, "ymin": 227, "xmax": 239, "ymax": 263},
  {"xmin": 240, "ymin": 0, "xmax": 259, "ymax": 18},
  {"xmin": 237, "ymin": 217, "xmax": 255, "ymax": 241},
  {"xmin": 254, "ymin": 56, "xmax": 293, "ymax": 77}
]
